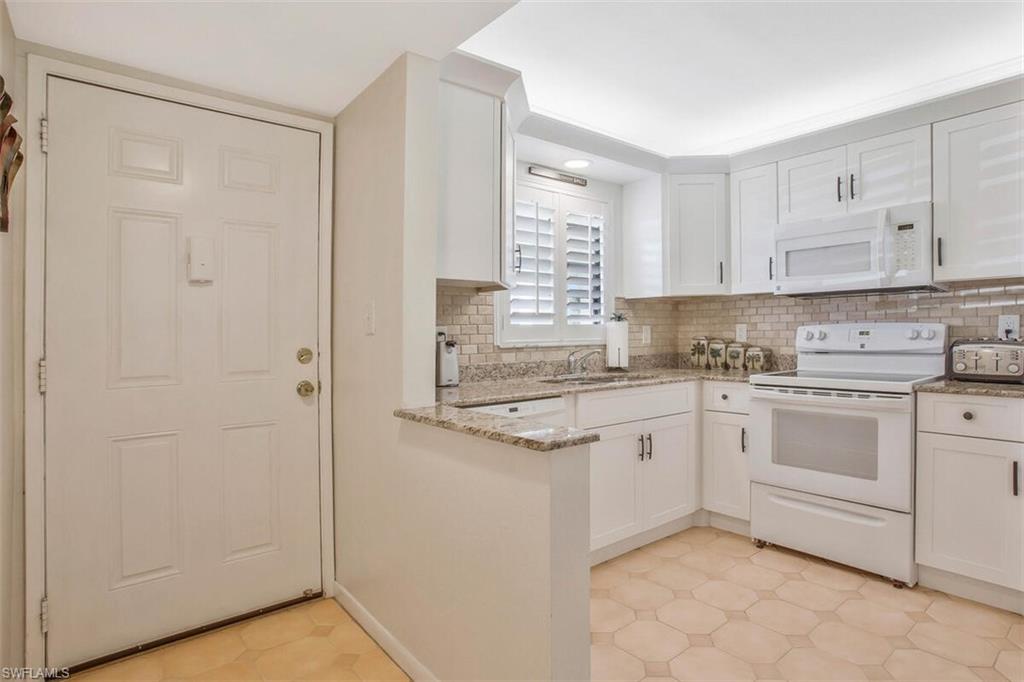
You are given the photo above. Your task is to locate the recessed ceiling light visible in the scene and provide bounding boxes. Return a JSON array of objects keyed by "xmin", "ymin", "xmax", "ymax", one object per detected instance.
[{"xmin": 563, "ymin": 159, "xmax": 591, "ymax": 169}]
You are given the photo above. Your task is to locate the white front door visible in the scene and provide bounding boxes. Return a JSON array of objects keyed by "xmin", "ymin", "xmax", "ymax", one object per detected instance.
[{"xmin": 44, "ymin": 77, "xmax": 323, "ymax": 667}]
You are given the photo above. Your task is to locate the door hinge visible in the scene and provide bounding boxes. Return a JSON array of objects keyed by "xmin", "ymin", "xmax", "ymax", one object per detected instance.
[
  {"xmin": 40, "ymin": 596, "xmax": 49, "ymax": 634},
  {"xmin": 40, "ymin": 117, "xmax": 49, "ymax": 155},
  {"xmin": 37, "ymin": 358, "xmax": 47, "ymax": 394}
]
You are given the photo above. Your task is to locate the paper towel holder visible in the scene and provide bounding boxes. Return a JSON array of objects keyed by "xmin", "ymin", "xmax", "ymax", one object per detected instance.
[{"xmin": 606, "ymin": 313, "xmax": 629, "ymax": 370}]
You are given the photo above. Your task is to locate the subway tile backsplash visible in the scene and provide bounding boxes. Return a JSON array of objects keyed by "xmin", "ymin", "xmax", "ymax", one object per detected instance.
[{"xmin": 437, "ymin": 280, "xmax": 1024, "ymax": 382}]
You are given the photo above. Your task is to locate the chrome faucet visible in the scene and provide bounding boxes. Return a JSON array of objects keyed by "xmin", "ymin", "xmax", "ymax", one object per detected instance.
[{"xmin": 566, "ymin": 349, "xmax": 602, "ymax": 376}]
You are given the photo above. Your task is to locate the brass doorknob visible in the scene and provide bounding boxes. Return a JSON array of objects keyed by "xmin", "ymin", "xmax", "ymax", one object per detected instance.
[
  {"xmin": 296, "ymin": 380, "xmax": 316, "ymax": 397},
  {"xmin": 297, "ymin": 347, "xmax": 314, "ymax": 364}
]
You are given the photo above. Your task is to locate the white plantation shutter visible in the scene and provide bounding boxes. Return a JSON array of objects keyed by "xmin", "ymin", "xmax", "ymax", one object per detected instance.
[
  {"xmin": 564, "ymin": 205, "xmax": 605, "ymax": 326},
  {"xmin": 510, "ymin": 188, "xmax": 557, "ymax": 327}
]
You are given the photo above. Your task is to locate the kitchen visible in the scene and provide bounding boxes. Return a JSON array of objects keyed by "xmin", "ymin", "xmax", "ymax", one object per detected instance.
[{"xmin": 0, "ymin": 2, "xmax": 1021, "ymax": 681}]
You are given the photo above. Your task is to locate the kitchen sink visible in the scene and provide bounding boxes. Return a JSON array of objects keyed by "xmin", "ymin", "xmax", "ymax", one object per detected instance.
[{"xmin": 540, "ymin": 374, "xmax": 656, "ymax": 385}]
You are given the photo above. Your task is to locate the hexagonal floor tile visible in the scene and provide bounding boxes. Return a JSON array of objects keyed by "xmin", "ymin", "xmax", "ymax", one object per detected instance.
[
  {"xmin": 328, "ymin": 620, "xmax": 383, "ymax": 655},
  {"xmin": 592, "ymin": 563, "xmax": 631, "ymax": 590},
  {"xmin": 614, "ymin": 620, "xmax": 690, "ymax": 662},
  {"xmin": 776, "ymin": 580, "xmax": 847, "ymax": 611},
  {"xmin": 300, "ymin": 599, "xmax": 354, "ymax": 626},
  {"xmin": 906, "ymin": 622, "xmax": 999, "ymax": 667},
  {"xmin": 711, "ymin": 620, "xmax": 791, "ymax": 664},
  {"xmin": 995, "ymin": 650, "xmax": 1023, "ymax": 682},
  {"xmin": 72, "ymin": 653, "xmax": 164, "ymax": 681},
  {"xmin": 692, "ymin": 580, "xmax": 758, "ymax": 611},
  {"xmin": 239, "ymin": 608, "xmax": 315, "ymax": 650},
  {"xmin": 591, "ymin": 643, "xmax": 645, "ymax": 681},
  {"xmin": 642, "ymin": 536, "xmax": 693, "ymax": 558},
  {"xmin": 776, "ymin": 648, "xmax": 868, "ymax": 680},
  {"xmin": 679, "ymin": 549, "xmax": 736, "ymax": 575},
  {"xmin": 669, "ymin": 646, "xmax": 756, "ymax": 681},
  {"xmin": 835, "ymin": 598, "xmax": 915, "ymax": 637},
  {"xmin": 351, "ymin": 650, "xmax": 409, "ymax": 681},
  {"xmin": 747, "ymin": 599, "xmax": 820, "ymax": 635},
  {"xmin": 675, "ymin": 527, "xmax": 720, "ymax": 545},
  {"xmin": 1009, "ymin": 623, "xmax": 1024, "ymax": 648},
  {"xmin": 254, "ymin": 637, "xmax": 347, "ymax": 680},
  {"xmin": 159, "ymin": 628, "xmax": 246, "ymax": 678},
  {"xmin": 723, "ymin": 562, "xmax": 785, "ymax": 591},
  {"xmin": 925, "ymin": 597, "xmax": 1018, "ymax": 638},
  {"xmin": 646, "ymin": 562, "xmax": 709, "ymax": 591},
  {"xmin": 808, "ymin": 621, "xmax": 893, "ymax": 665},
  {"xmin": 858, "ymin": 580, "xmax": 932, "ymax": 613},
  {"xmin": 884, "ymin": 649, "xmax": 979, "ymax": 680},
  {"xmin": 800, "ymin": 563, "xmax": 866, "ymax": 591},
  {"xmin": 611, "ymin": 549, "xmax": 664, "ymax": 573},
  {"xmin": 611, "ymin": 578, "xmax": 676, "ymax": 611},
  {"xmin": 708, "ymin": 535, "xmax": 759, "ymax": 558},
  {"xmin": 750, "ymin": 548, "xmax": 810, "ymax": 574},
  {"xmin": 656, "ymin": 598, "xmax": 727, "ymax": 635},
  {"xmin": 592, "ymin": 597, "xmax": 638, "ymax": 633}
]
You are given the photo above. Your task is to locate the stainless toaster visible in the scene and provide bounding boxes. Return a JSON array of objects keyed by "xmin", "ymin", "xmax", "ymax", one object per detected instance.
[{"xmin": 949, "ymin": 339, "xmax": 1024, "ymax": 384}]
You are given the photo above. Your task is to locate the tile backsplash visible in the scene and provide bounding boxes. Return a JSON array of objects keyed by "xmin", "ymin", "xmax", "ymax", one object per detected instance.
[{"xmin": 437, "ymin": 281, "xmax": 1024, "ymax": 382}]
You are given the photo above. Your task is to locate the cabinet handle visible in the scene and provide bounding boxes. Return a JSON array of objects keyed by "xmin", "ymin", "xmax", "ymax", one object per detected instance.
[
  {"xmin": 646, "ymin": 433, "xmax": 653, "ymax": 460},
  {"xmin": 741, "ymin": 427, "xmax": 747, "ymax": 453},
  {"xmin": 1014, "ymin": 461, "xmax": 1019, "ymax": 497},
  {"xmin": 719, "ymin": 261, "xmax": 724, "ymax": 284},
  {"xmin": 638, "ymin": 435, "xmax": 645, "ymax": 461},
  {"xmin": 836, "ymin": 176, "xmax": 842, "ymax": 202},
  {"xmin": 849, "ymin": 173, "xmax": 855, "ymax": 199},
  {"xmin": 514, "ymin": 245, "xmax": 522, "ymax": 273},
  {"xmin": 768, "ymin": 256, "xmax": 774, "ymax": 280},
  {"xmin": 962, "ymin": 411, "xmax": 975, "ymax": 421},
  {"xmin": 937, "ymin": 237, "xmax": 943, "ymax": 267}
]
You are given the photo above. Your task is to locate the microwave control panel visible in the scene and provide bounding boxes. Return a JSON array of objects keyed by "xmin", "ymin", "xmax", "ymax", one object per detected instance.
[{"xmin": 895, "ymin": 223, "xmax": 918, "ymax": 271}]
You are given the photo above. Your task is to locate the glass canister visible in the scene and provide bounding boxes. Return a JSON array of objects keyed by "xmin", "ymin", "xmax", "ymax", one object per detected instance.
[
  {"xmin": 745, "ymin": 346, "xmax": 770, "ymax": 373},
  {"xmin": 726, "ymin": 342, "xmax": 746, "ymax": 371},
  {"xmin": 707, "ymin": 338, "xmax": 727, "ymax": 370},
  {"xmin": 690, "ymin": 336, "xmax": 708, "ymax": 369}
]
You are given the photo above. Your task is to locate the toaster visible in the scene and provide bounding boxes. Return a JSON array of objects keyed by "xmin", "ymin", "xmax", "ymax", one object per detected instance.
[{"xmin": 949, "ymin": 339, "xmax": 1024, "ymax": 384}]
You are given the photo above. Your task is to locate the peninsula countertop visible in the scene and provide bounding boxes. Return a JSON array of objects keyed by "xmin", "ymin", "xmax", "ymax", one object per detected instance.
[{"xmin": 917, "ymin": 379, "xmax": 1024, "ymax": 399}]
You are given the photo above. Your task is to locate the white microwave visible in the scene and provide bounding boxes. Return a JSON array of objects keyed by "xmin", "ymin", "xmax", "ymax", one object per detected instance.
[{"xmin": 773, "ymin": 201, "xmax": 940, "ymax": 296}]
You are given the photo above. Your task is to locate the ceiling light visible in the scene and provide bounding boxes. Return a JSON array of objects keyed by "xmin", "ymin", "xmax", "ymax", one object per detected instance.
[{"xmin": 563, "ymin": 159, "xmax": 591, "ymax": 170}]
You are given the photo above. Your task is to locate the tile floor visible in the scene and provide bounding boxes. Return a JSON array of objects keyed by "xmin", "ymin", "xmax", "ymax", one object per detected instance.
[
  {"xmin": 73, "ymin": 599, "xmax": 409, "ymax": 681},
  {"xmin": 591, "ymin": 527, "xmax": 1024, "ymax": 681}
]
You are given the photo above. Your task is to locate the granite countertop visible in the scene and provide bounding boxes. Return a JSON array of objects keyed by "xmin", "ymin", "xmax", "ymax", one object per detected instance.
[
  {"xmin": 436, "ymin": 368, "xmax": 752, "ymax": 408},
  {"xmin": 393, "ymin": 368, "xmax": 752, "ymax": 452},
  {"xmin": 393, "ymin": 404, "xmax": 599, "ymax": 452},
  {"xmin": 917, "ymin": 379, "xmax": 1024, "ymax": 399}
]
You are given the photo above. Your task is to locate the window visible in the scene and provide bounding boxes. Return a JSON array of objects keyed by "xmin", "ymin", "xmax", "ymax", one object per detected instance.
[{"xmin": 498, "ymin": 183, "xmax": 612, "ymax": 345}]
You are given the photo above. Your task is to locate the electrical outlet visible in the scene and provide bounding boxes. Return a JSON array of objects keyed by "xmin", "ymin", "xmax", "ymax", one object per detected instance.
[
  {"xmin": 735, "ymin": 323, "xmax": 748, "ymax": 342},
  {"xmin": 641, "ymin": 325, "xmax": 652, "ymax": 346},
  {"xmin": 997, "ymin": 314, "xmax": 1020, "ymax": 340}
]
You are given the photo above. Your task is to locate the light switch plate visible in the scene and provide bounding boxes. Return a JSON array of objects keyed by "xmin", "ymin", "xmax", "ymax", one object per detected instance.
[
  {"xmin": 641, "ymin": 325, "xmax": 652, "ymax": 346},
  {"xmin": 997, "ymin": 314, "xmax": 1020, "ymax": 340},
  {"xmin": 736, "ymin": 323, "xmax": 748, "ymax": 342},
  {"xmin": 186, "ymin": 235, "xmax": 215, "ymax": 283}
]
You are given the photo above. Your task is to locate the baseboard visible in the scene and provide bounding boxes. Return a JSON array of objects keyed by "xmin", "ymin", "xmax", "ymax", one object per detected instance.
[
  {"xmin": 917, "ymin": 566, "xmax": 1024, "ymax": 615},
  {"xmin": 706, "ymin": 511, "xmax": 750, "ymax": 536},
  {"xmin": 589, "ymin": 513, "xmax": 699, "ymax": 566},
  {"xmin": 332, "ymin": 581, "xmax": 438, "ymax": 681}
]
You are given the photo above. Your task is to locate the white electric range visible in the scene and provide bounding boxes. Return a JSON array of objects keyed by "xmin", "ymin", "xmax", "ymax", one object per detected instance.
[{"xmin": 748, "ymin": 322, "xmax": 947, "ymax": 586}]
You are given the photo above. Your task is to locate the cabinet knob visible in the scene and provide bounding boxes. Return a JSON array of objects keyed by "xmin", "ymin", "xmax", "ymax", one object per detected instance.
[
  {"xmin": 721, "ymin": 393, "xmax": 728, "ymax": 400},
  {"xmin": 962, "ymin": 411, "xmax": 975, "ymax": 421}
]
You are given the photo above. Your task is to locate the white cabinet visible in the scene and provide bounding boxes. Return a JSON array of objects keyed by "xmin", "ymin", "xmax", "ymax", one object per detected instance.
[
  {"xmin": 916, "ymin": 431, "xmax": 1023, "ymax": 590},
  {"xmin": 436, "ymin": 81, "xmax": 513, "ymax": 291},
  {"xmin": 644, "ymin": 414, "xmax": 699, "ymax": 529},
  {"xmin": 622, "ymin": 175, "xmax": 665, "ymax": 298},
  {"xmin": 778, "ymin": 126, "xmax": 931, "ymax": 224},
  {"xmin": 933, "ymin": 102, "xmax": 1024, "ymax": 282},
  {"xmin": 778, "ymin": 146, "xmax": 847, "ymax": 223},
  {"xmin": 666, "ymin": 174, "xmax": 729, "ymax": 295},
  {"xmin": 590, "ymin": 422, "xmax": 645, "ymax": 549},
  {"xmin": 702, "ymin": 411, "xmax": 749, "ymax": 521},
  {"xmin": 729, "ymin": 163, "xmax": 777, "ymax": 294}
]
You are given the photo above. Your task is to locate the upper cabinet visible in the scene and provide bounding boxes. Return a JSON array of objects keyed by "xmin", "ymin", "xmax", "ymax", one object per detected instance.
[
  {"xmin": 778, "ymin": 125, "xmax": 931, "ymax": 224},
  {"xmin": 666, "ymin": 174, "xmax": 730, "ymax": 295},
  {"xmin": 933, "ymin": 102, "xmax": 1024, "ymax": 282},
  {"xmin": 621, "ymin": 175, "xmax": 665, "ymax": 298},
  {"xmin": 730, "ymin": 163, "xmax": 777, "ymax": 294},
  {"xmin": 437, "ymin": 81, "xmax": 513, "ymax": 291}
]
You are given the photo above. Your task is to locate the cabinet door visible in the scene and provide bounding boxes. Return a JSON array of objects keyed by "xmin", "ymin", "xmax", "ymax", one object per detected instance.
[
  {"xmin": 916, "ymin": 432, "xmax": 1023, "ymax": 590},
  {"xmin": 667, "ymin": 174, "xmax": 729, "ymax": 295},
  {"xmin": 933, "ymin": 102, "xmax": 1024, "ymax": 282},
  {"xmin": 730, "ymin": 163, "xmax": 777, "ymax": 294},
  {"xmin": 702, "ymin": 412, "xmax": 750, "ymax": 521},
  {"xmin": 846, "ymin": 126, "xmax": 931, "ymax": 213},
  {"xmin": 437, "ymin": 82, "xmax": 502, "ymax": 287},
  {"xmin": 778, "ymin": 146, "xmax": 847, "ymax": 223},
  {"xmin": 622, "ymin": 175, "xmax": 665, "ymax": 298},
  {"xmin": 499, "ymin": 103, "xmax": 517, "ymax": 289},
  {"xmin": 589, "ymin": 422, "xmax": 644, "ymax": 550},
  {"xmin": 642, "ymin": 413, "xmax": 698, "ymax": 530}
]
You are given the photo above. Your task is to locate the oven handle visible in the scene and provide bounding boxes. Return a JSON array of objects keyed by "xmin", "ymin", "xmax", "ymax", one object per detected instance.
[{"xmin": 749, "ymin": 386, "xmax": 914, "ymax": 412}]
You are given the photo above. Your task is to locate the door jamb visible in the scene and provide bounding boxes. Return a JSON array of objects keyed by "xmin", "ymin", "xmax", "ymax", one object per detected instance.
[{"xmin": 23, "ymin": 54, "xmax": 336, "ymax": 667}]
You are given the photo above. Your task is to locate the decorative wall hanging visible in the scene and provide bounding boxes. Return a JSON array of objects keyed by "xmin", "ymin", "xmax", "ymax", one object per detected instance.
[{"xmin": 0, "ymin": 75, "xmax": 23, "ymax": 233}]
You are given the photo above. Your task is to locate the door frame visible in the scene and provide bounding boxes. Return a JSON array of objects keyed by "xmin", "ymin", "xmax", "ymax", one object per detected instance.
[{"xmin": 23, "ymin": 54, "xmax": 336, "ymax": 667}]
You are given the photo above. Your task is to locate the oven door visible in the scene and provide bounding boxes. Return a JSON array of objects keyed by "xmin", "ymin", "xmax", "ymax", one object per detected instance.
[{"xmin": 749, "ymin": 385, "xmax": 914, "ymax": 512}]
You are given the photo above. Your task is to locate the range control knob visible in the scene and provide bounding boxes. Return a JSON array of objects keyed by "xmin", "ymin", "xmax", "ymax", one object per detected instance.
[
  {"xmin": 905, "ymin": 329, "xmax": 920, "ymax": 340},
  {"xmin": 1009, "ymin": 364, "xmax": 1021, "ymax": 374},
  {"xmin": 817, "ymin": 329, "xmax": 827, "ymax": 340},
  {"xmin": 955, "ymin": 361, "xmax": 968, "ymax": 372},
  {"xmin": 922, "ymin": 329, "xmax": 936, "ymax": 340},
  {"xmin": 803, "ymin": 330, "xmax": 815, "ymax": 341}
]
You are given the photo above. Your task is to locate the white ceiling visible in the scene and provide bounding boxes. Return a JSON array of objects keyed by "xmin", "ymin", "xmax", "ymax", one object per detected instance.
[
  {"xmin": 516, "ymin": 135, "xmax": 656, "ymax": 185},
  {"xmin": 7, "ymin": 1, "xmax": 514, "ymax": 117},
  {"xmin": 462, "ymin": 1, "xmax": 1024, "ymax": 156}
]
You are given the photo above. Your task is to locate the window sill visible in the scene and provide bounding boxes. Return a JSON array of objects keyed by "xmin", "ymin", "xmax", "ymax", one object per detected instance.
[{"xmin": 495, "ymin": 339, "xmax": 605, "ymax": 350}]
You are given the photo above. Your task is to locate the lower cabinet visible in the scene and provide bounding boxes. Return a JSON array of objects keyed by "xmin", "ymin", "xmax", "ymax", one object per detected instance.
[
  {"xmin": 589, "ymin": 412, "xmax": 697, "ymax": 551},
  {"xmin": 916, "ymin": 431, "xmax": 1023, "ymax": 590},
  {"xmin": 702, "ymin": 411, "xmax": 750, "ymax": 521}
]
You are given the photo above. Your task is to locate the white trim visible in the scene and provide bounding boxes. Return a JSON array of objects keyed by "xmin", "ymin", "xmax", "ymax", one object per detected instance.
[
  {"xmin": 332, "ymin": 582, "xmax": 438, "ymax": 682},
  {"xmin": 23, "ymin": 54, "xmax": 335, "ymax": 667},
  {"xmin": 918, "ymin": 565, "xmax": 1024, "ymax": 616}
]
